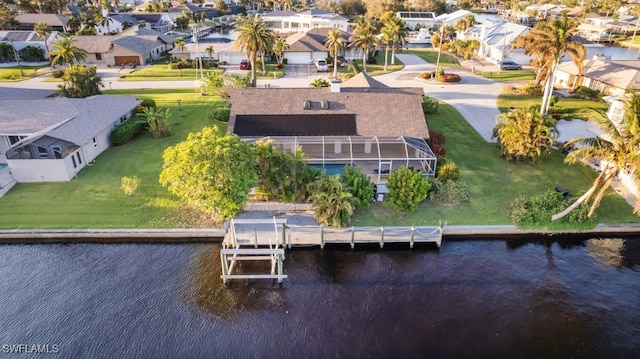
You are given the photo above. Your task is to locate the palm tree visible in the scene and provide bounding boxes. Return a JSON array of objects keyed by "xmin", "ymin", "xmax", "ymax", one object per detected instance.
[
  {"xmin": 175, "ymin": 38, "xmax": 185, "ymax": 50},
  {"xmin": 519, "ymin": 12, "xmax": 585, "ymax": 116},
  {"xmin": 381, "ymin": 27, "xmax": 393, "ymax": 71},
  {"xmin": 34, "ymin": 21, "xmax": 52, "ymax": 59},
  {"xmin": 234, "ymin": 14, "xmax": 275, "ymax": 87},
  {"xmin": 552, "ymin": 93, "xmax": 640, "ymax": 221},
  {"xmin": 492, "ymin": 107, "xmax": 556, "ymax": 163},
  {"xmin": 49, "ymin": 36, "xmax": 88, "ymax": 67},
  {"xmin": 349, "ymin": 23, "xmax": 378, "ymax": 73},
  {"xmin": 272, "ymin": 37, "xmax": 289, "ymax": 67},
  {"xmin": 381, "ymin": 14, "xmax": 406, "ymax": 67},
  {"xmin": 313, "ymin": 175, "xmax": 353, "ymax": 228},
  {"xmin": 205, "ymin": 45, "xmax": 214, "ymax": 63},
  {"xmin": 324, "ymin": 28, "xmax": 344, "ymax": 78}
]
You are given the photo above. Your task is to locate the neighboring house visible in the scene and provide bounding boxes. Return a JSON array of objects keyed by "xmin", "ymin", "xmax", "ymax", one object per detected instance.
[
  {"xmin": 475, "ymin": 21, "xmax": 530, "ymax": 64},
  {"xmin": 0, "ymin": 95, "xmax": 140, "ymax": 194},
  {"xmin": 128, "ymin": 13, "xmax": 175, "ymax": 34},
  {"xmin": 73, "ymin": 26, "xmax": 175, "ymax": 66},
  {"xmin": 15, "ymin": 14, "xmax": 69, "ymax": 32},
  {"xmin": 227, "ymin": 73, "xmax": 437, "ymax": 184},
  {"xmin": 555, "ymin": 58, "xmax": 640, "ymax": 96},
  {"xmin": 284, "ymin": 28, "xmax": 357, "ymax": 65},
  {"xmin": 0, "ymin": 30, "xmax": 61, "ymax": 62},
  {"xmin": 97, "ymin": 14, "xmax": 135, "ymax": 35},
  {"xmin": 396, "ymin": 11, "xmax": 437, "ymax": 30},
  {"xmin": 169, "ymin": 3, "xmax": 221, "ymax": 20},
  {"xmin": 262, "ymin": 10, "xmax": 349, "ymax": 34}
]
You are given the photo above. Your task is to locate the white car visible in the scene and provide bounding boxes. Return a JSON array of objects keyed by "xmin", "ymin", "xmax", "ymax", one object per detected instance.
[{"xmin": 314, "ymin": 59, "xmax": 328, "ymax": 72}]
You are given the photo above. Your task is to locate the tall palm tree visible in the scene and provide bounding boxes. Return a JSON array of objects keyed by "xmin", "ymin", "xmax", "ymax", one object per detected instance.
[
  {"xmin": 205, "ymin": 45, "xmax": 214, "ymax": 62},
  {"xmin": 349, "ymin": 23, "xmax": 378, "ymax": 73},
  {"xmin": 381, "ymin": 27, "xmax": 393, "ymax": 71},
  {"xmin": 519, "ymin": 12, "xmax": 585, "ymax": 116},
  {"xmin": 234, "ymin": 14, "xmax": 275, "ymax": 87},
  {"xmin": 552, "ymin": 93, "xmax": 640, "ymax": 220},
  {"xmin": 381, "ymin": 14, "xmax": 406, "ymax": 66},
  {"xmin": 49, "ymin": 36, "xmax": 88, "ymax": 67},
  {"xmin": 34, "ymin": 21, "xmax": 52, "ymax": 59},
  {"xmin": 324, "ymin": 28, "xmax": 344, "ymax": 78}
]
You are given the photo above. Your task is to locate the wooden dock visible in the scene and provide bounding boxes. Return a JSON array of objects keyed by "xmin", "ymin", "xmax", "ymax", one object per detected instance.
[{"xmin": 220, "ymin": 218, "xmax": 446, "ymax": 284}]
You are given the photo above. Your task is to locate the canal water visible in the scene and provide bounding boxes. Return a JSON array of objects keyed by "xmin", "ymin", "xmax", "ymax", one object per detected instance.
[{"xmin": 0, "ymin": 238, "xmax": 638, "ymax": 358}]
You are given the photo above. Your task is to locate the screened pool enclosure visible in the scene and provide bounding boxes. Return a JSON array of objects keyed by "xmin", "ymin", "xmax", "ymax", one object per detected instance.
[{"xmin": 246, "ymin": 136, "xmax": 437, "ymax": 183}]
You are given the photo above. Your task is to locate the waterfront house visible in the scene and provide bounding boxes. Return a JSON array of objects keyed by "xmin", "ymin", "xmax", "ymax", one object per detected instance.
[
  {"xmin": 284, "ymin": 28, "xmax": 358, "ymax": 65},
  {"xmin": 0, "ymin": 95, "xmax": 140, "ymax": 194},
  {"xmin": 396, "ymin": 11, "xmax": 437, "ymax": 30},
  {"xmin": 15, "ymin": 13, "xmax": 69, "ymax": 33},
  {"xmin": 261, "ymin": 10, "xmax": 349, "ymax": 34},
  {"xmin": 555, "ymin": 58, "xmax": 640, "ymax": 95},
  {"xmin": 73, "ymin": 26, "xmax": 175, "ymax": 66},
  {"xmin": 0, "ymin": 30, "xmax": 61, "ymax": 62},
  {"xmin": 227, "ymin": 73, "xmax": 437, "ymax": 184}
]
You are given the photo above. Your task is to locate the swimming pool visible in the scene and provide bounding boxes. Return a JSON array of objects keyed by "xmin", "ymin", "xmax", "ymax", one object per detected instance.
[{"xmin": 309, "ymin": 164, "xmax": 346, "ymax": 176}]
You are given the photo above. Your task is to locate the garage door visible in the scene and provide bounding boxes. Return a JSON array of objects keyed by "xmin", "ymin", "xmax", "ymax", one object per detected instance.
[{"xmin": 114, "ymin": 56, "xmax": 140, "ymax": 66}]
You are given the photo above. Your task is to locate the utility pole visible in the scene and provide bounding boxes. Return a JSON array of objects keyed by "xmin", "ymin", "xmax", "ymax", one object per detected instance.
[{"xmin": 435, "ymin": 23, "xmax": 445, "ymax": 77}]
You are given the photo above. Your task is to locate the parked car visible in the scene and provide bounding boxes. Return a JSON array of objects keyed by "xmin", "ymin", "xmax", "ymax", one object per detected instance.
[
  {"xmin": 499, "ymin": 61, "xmax": 522, "ymax": 70},
  {"xmin": 239, "ymin": 60, "xmax": 250, "ymax": 70},
  {"xmin": 314, "ymin": 59, "xmax": 328, "ymax": 72}
]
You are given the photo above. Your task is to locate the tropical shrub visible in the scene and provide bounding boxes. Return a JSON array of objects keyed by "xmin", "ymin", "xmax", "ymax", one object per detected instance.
[
  {"xmin": 313, "ymin": 175, "xmax": 353, "ymax": 228},
  {"xmin": 309, "ymin": 78, "xmax": 330, "ymax": 87},
  {"xmin": 510, "ymin": 190, "xmax": 591, "ymax": 226},
  {"xmin": 51, "ymin": 69, "xmax": 65, "ymax": 78},
  {"xmin": 492, "ymin": 107, "xmax": 556, "ymax": 163},
  {"xmin": 427, "ymin": 130, "xmax": 446, "ymax": 158},
  {"xmin": 428, "ymin": 178, "xmax": 470, "ymax": 205},
  {"xmin": 569, "ymin": 85, "xmax": 602, "ymax": 101},
  {"xmin": 422, "ymin": 96, "xmax": 439, "ymax": 114},
  {"xmin": 437, "ymin": 161, "xmax": 459, "ymax": 182},
  {"xmin": 436, "ymin": 73, "xmax": 461, "ymax": 82},
  {"xmin": 341, "ymin": 165, "xmax": 374, "ymax": 210},
  {"xmin": 110, "ymin": 117, "xmax": 146, "ymax": 146},
  {"xmin": 120, "ymin": 176, "xmax": 140, "ymax": 195},
  {"xmin": 140, "ymin": 98, "xmax": 156, "ymax": 109},
  {"xmin": 420, "ymin": 71, "xmax": 436, "ymax": 79},
  {"xmin": 518, "ymin": 81, "xmax": 543, "ymax": 96},
  {"xmin": 143, "ymin": 106, "xmax": 172, "ymax": 138},
  {"xmin": 212, "ymin": 107, "xmax": 230, "ymax": 122},
  {"xmin": 386, "ymin": 167, "xmax": 430, "ymax": 212}
]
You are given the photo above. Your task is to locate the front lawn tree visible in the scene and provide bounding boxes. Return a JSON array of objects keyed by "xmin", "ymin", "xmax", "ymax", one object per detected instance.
[
  {"xmin": 552, "ymin": 93, "xmax": 640, "ymax": 221},
  {"xmin": 386, "ymin": 167, "xmax": 430, "ymax": 212},
  {"xmin": 492, "ymin": 107, "xmax": 556, "ymax": 163},
  {"xmin": 234, "ymin": 14, "xmax": 275, "ymax": 87},
  {"xmin": 325, "ymin": 28, "xmax": 344, "ymax": 78},
  {"xmin": 159, "ymin": 126, "xmax": 257, "ymax": 222},
  {"xmin": 49, "ymin": 35, "xmax": 88, "ymax": 67},
  {"xmin": 58, "ymin": 65, "xmax": 103, "ymax": 98}
]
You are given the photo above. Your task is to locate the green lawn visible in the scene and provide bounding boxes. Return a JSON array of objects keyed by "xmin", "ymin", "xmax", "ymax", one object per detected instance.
[
  {"xmin": 476, "ymin": 70, "xmax": 536, "ymax": 82},
  {"xmin": 0, "ymin": 65, "xmax": 50, "ymax": 81},
  {"xmin": 402, "ymin": 48, "xmax": 461, "ymax": 67},
  {"xmin": 120, "ymin": 62, "xmax": 286, "ymax": 81},
  {"xmin": 497, "ymin": 87, "xmax": 609, "ymax": 117},
  {"xmin": 0, "ymin": 88, "xmax": 227, "ymax": 229},
  {"xmin": 351, "ymin": 102, "xmax": 640, "ymax": 229}
]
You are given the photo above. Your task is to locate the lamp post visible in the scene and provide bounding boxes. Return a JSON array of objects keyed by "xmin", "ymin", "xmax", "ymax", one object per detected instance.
[
  {"xmin": 435, "ymin": 23, "xmax": 445, "ymax": 78},
  {"xmin": 176, "ymin": 99, "xmax": 182, "ymax": 111}
]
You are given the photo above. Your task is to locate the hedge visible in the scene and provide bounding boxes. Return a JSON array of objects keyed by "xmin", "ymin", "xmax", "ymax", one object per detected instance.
[{"xmin": 110, "ymin": 117, "xmax": 147, "ymax": 146}]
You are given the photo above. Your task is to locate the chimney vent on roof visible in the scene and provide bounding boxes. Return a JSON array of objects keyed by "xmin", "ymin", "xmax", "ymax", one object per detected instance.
[{"xmin": 330, "ymin": 79, "xmax": 341, "ymax": 93}]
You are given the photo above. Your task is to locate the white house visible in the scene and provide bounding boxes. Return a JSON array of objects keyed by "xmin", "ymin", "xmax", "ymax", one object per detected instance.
[
  {"xmin": 475, "ymin": 21, "xmax": 530, "ymax": 64},
  {"xmin": 396, "ymin": 11, "xmax": 437, "ymax": 30},
  {"xmin": 0, "ymin": 95, "xmax": 140, "ymax": 193},
  {"xmin": 0, "ymin": 30, "xmax": 61, "ymax": 62},
  {"xmin": 261, "ymin": 10, "xmax": 349, "ymax": 34}
]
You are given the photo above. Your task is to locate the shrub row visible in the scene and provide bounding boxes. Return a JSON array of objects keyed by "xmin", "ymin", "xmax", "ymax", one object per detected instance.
[
  {"xmin": 436, "ymin": 73, "xmax": 461, "ymax": 83},
  {"xmin": 510, "ymin": 190, "xmax": 591, "ymax": 225},
  {"xmin": 110, "ymin": 117, "xmax": 146, "ymax": 146}
]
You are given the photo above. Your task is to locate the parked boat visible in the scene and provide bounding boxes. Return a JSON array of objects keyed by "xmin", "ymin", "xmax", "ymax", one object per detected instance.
[{"xmin": 406, "ymin": 28, "xmax": 432, "ymax": 44}]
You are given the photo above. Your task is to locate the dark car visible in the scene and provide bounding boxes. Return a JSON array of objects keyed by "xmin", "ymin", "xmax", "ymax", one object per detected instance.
[
  {"xmin": 499, "ymin": 61, "xmax": 522, "ymax": 70},
  {"xmin": 239, "ymin": 60, "xmax": 250, "ymax": 70}
]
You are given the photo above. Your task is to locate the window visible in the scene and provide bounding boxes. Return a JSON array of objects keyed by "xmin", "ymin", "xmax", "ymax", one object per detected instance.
[
  {"xmin": 93, "ymin": 137, "xmax": 98, "ymax": 148},
  {"xmin": 37, "ymin": 146, "xmax": 48, "ymax": 158},
  {"xmin": 52, "ymin": 146, "xmax": 62, "ymax": 159},
  {"xmin": 8, "ymin": 135, "xmax": 27, "ymax": 147},
  {"xmin": 77, "ymin": 152, "xmax": 82, "ymax": 165},
  {"xmin": 96, "ymin": 53, "xmax": 102, "ymax": 60},
  {"xmin": 72, "ymin": 155, "xmax": 77, "ymax": 168}
]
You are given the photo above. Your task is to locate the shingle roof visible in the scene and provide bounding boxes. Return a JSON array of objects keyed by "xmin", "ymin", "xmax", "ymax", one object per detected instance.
[
  {"xmin": 0, "ymin": 87, "xmax": 56, "ymax": 100},
  {"xmin": 49, "ymin": 96, "xmax": 141, "ymax": 144},
  {"xmin": 285, "ymin": 28, "xmax": 349, "ymax": 52},
  {"xmin": 228, "ymin": 86, "xmax": 428, "ymax": 138},
  {"xmin": 341, "ymin": 72, "xmax": 388, "ymax": 88},
  {"xmin": 72, "ymin": 35, "xmax": 114, "ymax": 53},
  {"xmin": 15, "ymin": 14, "xmax": 69, "ymax": 26},
  {"xmin": 0, "ymin": 96, "xmax": 140, "ymax": 144},
  {"xmin": 557, "ymin": 59, "xmax": 640, "ymax": 90}
]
